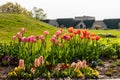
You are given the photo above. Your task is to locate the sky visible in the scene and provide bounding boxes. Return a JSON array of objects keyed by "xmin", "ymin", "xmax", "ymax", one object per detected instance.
[{"xmin": 0, "ymin": 0, "xmax": 120, "ymax": 20}]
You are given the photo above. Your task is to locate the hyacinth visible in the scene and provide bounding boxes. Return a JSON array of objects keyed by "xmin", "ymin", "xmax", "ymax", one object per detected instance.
[
  {"xmin": 34, "ymin": 56, "xmax": 44, "ymax": 67},
  {"xmin": 12, "ymin": 36, "xmax": 16, "ymax": 41},
  {"xmin": 43, "ymin": 30, "xmax": 49, "ymax": 36},
  {"xmin": 34, "ymin": 58, "xmax": 40, "ymax": 67},
  {"xmin": 18, "ymin": 59, "xmax": 25, "ymax": 69},
  {"xmin": 21, "ymin": 28, "xmax": 25, "ymax": 34},
  {"xmin": 71, "ymin": 60, "xmax": 88, "ymax": 70},
  {"xmin": 39, "ymin": 56, "xmax": 44, "ymax": 65},
  {"xmin": 30, "ymin": 67, "xmax": 36, "ymax": 74}
]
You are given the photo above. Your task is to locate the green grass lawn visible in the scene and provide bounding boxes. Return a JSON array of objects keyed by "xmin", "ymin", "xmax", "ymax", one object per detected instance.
[
  {"xmin": 0, "ymin": 14, "xmax": 57, "ymax": 42},
  {"xmin": 90, "ymin": 29, "xmax": 120, "ymax": 43}
]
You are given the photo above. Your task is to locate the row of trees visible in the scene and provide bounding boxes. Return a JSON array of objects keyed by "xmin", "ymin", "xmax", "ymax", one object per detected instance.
[{"xmin": 0, "ymin": 2, "xmax": 46, "ymax": 20}]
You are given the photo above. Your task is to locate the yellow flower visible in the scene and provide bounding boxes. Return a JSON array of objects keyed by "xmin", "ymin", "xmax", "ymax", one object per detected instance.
[
  {"xmin": 74, "ymin": 69, "xmax": 83, "ymax": 77},
  {"xmin": 77, "ymin": 72, "xmax": 83, "ymax": 78},
  {"xmin": 28, "ymin": 74, "xmax": 32, "ymax": 77},
  {"xmin": 8, "ymin": 72, "xmax": 13, "ymax": 76},
  {"xmin": 13, "ymin": 71, "xmax": 17, "ymax": 76},
  {"xmin": 46, "ymin": 61, "xmax": 50, "ymax": 66},
  {"xmin": 93, "ymin": 70, "xmax": 99, "ymax": 76},
  {"xmin": 14, "ymin": 67, "xmax": 19, "ymax": 72},
  {"xmin": 66, "ymin": 63, "xmax": 70, "ymax": 67}
]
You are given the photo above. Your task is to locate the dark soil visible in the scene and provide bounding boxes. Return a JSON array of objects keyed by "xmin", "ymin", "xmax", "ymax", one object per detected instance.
[{"xmin": 0, "ymin": 60, "xmax": 120, "ymax": 80}]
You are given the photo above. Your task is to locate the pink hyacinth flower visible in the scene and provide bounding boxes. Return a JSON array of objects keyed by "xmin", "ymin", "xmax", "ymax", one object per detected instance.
[
  {"xmin": 39, "ymin": 56, "xmax": 44, "ymax": 65},
  {"xmin": 30, "ymin": 67, "xmax": 36, "ymax": 74},
  {"xmin": 19, "ymin": 59, "xmax": 25, "ymax": 69},
  {"xmin": 34, "ymin": 58, "xmax": 40, "ymax": 67}
]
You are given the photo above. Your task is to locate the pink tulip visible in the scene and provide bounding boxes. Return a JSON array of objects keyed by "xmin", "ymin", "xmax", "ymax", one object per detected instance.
[
  {"xmin": 43, "ymin": 31, "xmax": 49, "ymax": 36},
  {"xmin": 51, "ymin": 37, "xmax": 56, "ymax": 43},
  {"xmin": 21, "ymin": 37, "xmax": 27, "ymax": 42},
  {"xmin": 17, "ymin": 32, "xmax": 22, "ymax": 38},
  {"xmin": 59, "ymin": 43, "xmax": 64, "ymax": 47},
  {"xmin": 21, "ymin": 28, "xmax": 25, "ymax": 34},
  {"xmin": 12, "ymin": 36, "xmax": 16, "ymax": 41},
  {"xmin": 55, "ymin": 30, "xmax": 62, "ymax": 36},
  {"xmin": 29, "ymin": 35, "xmax": 35, "ymax": 42},
  {"xmin": 19, "ymin": 59, "xmax": 25, "ymax": 69},
  {"xmin": 35, "ymin": 36, "xmax": 39, "ymax": 40},
  {"xmin": 55, "ymin": 40, "xmax": 59, "ymax": 44},
  {"xmin": 26, "ymin": 37, "xmax": 31, "ymax": 42},
  {"xmin": 34, "ymin": 58, "xmax": 40, "ymax": 67},
  {"xmin": 39, "ymin": 35, "xmax": 44, "ymax": 41}
]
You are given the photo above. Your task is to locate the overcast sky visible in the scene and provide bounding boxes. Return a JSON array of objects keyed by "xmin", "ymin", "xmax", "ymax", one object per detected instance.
[{"xmin": 0, "ymin": 0, "xmax": 120, "ymax": 20}]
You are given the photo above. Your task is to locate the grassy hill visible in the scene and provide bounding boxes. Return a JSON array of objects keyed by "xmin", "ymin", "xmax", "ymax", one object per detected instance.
[{"xmin": 0, "ymin": 14, "xmax": 57, "ymax": 42}]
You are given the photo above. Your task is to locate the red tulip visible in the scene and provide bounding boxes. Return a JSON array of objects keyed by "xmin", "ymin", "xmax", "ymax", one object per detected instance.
[
  {"xmin": 91, "ymin": 33, "xmax": 95, "ymax": 37},
  {"xmin": 86, "ymin": 35, "xmax": 90, "ymax": 40},
  {"xmin": 92, "ymin": 37, "xmax": 96, "ymax": 41},
  {"xmin": 68, "ymin": 27, "xmax": 74, "ymax": 33},
  {"xmin": 70, "ymin": 33, "xmax": 74, "ymax": 38},
  {"xmin": 96, "ymin": 36, "xmax": 100, "ymax": 41},
  {"xmin": 76, "ymin": 29, "xmax": 81, "ymax": 34},
  {"xmin": 80, "ymin": 35, "xmax": 84, "ymax": 39}
]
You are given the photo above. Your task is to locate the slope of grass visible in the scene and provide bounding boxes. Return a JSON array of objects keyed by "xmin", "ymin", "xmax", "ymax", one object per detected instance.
[{"xmin": 0, "ymin": 14, "xmax": 57, "ymax": 42}]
